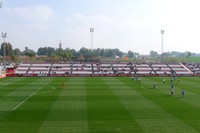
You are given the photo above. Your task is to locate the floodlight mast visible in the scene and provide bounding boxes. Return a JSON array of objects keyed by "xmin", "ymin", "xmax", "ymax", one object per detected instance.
[
  {"xmin": 1, "ymin": 2, "xmax": 7, "ymax": 66},
  {"xmin": 90, "ymin": 28, "xmax": 94, "ymax": 50},
  {"xmin": 0, "ymin": 1, "xmax": 2, "ymax": 9},
  {"xmin": 2, "ymin": 32, "xmax": 7, "ymax": 42},
  {"xmin": 161, "ymin": 30, "xmax": 165, "ymax": 63},
  {"xmin": 1, "ymin": 32, "xmax": 7, "ymax": 66}
]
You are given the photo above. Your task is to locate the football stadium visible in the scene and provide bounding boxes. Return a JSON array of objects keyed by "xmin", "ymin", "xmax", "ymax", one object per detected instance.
[{"xmin": 2, "ymin": 0, "xmax": 200, "ymax": 133}]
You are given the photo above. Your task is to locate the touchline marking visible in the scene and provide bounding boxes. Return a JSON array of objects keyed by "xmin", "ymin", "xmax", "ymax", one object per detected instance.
[{"xmin": 12, "ymin": 81, "xmax": 52, "ymax": 111}]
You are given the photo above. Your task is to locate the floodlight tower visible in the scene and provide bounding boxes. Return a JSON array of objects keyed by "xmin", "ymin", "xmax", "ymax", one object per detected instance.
[
  {"xmin": 2, "ymin": 32, "xmax": 7, "ymax": 65},
  {"xmin": 0, "ymin": 1, "xmax": 2, "ymax": 9},
  {"xmin": 161, "ymin": 30, "xmax": 165, "ymax": 63},
  {"xmin": 90, "ymin": 28, "xmax": 94, "ymax": 50}
]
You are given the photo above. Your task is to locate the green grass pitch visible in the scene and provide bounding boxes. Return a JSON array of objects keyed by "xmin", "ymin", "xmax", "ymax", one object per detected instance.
[{"xmin": 0, "ymin": 76, "xmax": 200, "ymax": 133}]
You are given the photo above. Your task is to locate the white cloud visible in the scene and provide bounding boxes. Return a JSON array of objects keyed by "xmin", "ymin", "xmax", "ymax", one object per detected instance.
[
  {"xmin": 117, "ymin": 16, "xmax": 147, "ymax": 30},
  {"xmin": 66, "ymin": 13, "xmax": 113, "ymax": 26},
  {"xmin": 22, "ymin": 23, "xmax": 48, "ymax": 30},
  {"xmin": 66, "ymin": 13, "xmax": 147, "ymax": 31},
  {"xmin": 5, "ymin": 5, "xmax": 54, "ymax": 22}
]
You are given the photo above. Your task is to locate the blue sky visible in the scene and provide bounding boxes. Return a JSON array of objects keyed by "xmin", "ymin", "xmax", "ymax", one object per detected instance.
[{"xmin": 1, "ymin": 0, "xmax": 200, "ymax": 54}]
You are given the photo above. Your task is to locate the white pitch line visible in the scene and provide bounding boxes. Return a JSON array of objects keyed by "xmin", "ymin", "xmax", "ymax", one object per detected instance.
[
  {"xmin": 0, "ymin": 108, "xmax": 13, "ymax": 111},
  {"xmin": 37, "ymin": 86, "xmax": 56, "ymax": 95},
  {"xmin": 12, "ymin": 81, "xmax": 52, "ymax": 111}
]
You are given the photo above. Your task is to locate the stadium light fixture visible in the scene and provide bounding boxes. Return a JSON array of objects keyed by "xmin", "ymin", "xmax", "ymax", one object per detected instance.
[
  {"xmin": 1, "ymin": 32, "xmax": 7, "ymax": 66},
  {"xmin": 90, "ymin": 28, "xmax": 94, "ymax": 50},
  {"xmin": 161, "ymin": 30, "xmax": 165, "ymax": 63},
  {"xmin": 2, "ymin": 32, "xmax": 7, "ymax": 42},
  {"xmin": 0, "ymin": 1, "xmax": 2, "ymax": 9}
]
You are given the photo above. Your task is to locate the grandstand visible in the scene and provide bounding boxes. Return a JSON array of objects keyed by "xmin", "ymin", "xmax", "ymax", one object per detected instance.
[
  {"xmin": 186, "ymin": 63, "xmax": 200, "ymax": 74},
  {"xmin": 13, "ymin": 62, "xmax": 195, "ymax": 77}
]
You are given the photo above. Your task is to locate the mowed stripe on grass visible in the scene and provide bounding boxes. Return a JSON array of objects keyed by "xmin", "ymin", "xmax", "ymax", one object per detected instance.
[
  {"xmin": 86, "ymin": 77, "xmax": 143, "ymax": 133},
  {"xmin": 39, "ymin": 77, "xmax": 88, "ymax": 133}
]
